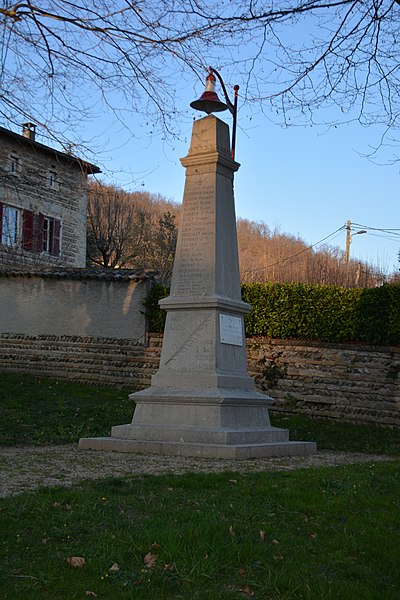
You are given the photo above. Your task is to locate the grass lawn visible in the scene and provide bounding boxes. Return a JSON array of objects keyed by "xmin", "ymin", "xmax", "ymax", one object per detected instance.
[
  {"xmin": 0, "ymin": 372, "xmax": 130, "ymax": 445},
  {"xmin": 0, "ymin": 371, "xmax": 399, "ymax": 599},
  {"xmin": 0, "ymin": 464, "xmax": 399, "ymax": 599},
  {"xmin": 0, "ymin": 371, "xmax": 399, "ymax": 455}
]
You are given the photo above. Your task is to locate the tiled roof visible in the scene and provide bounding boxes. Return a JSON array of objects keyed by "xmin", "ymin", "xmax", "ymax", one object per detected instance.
[
  {"xmin": 0, "ymin": 126, "xmax": 101, "ymax": 174},
  {"xmin": 0, "ymin": 268, "xmax": 158, "ymax": 282}
]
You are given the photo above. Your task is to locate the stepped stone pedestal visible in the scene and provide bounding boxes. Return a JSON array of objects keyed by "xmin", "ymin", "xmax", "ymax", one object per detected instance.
[{"xmin": 80, "ymin": 115, "xmax": 316, "ymax": 459}]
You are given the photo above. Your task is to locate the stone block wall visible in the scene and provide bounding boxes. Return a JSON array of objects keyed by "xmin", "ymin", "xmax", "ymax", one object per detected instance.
[
  {"xmin": 0, "ymin": 333, "xmax": 161, "ymax": 388},
  {"xmin": 0, "ymin": 332, "xmax": 398, "ymax": 427},
  {"xmin": 247, "ymin": 338, "xmax": 400, "ymax": 427}
]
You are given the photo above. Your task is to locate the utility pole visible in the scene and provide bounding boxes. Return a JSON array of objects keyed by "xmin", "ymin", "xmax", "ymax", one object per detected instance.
[
  {"xmin": 345, "ymin": 221, "xmax": 367, "ymax": 265},
  {"xmin": 345, "ymin": 220, "xmax": 351, "ymax": 265}
]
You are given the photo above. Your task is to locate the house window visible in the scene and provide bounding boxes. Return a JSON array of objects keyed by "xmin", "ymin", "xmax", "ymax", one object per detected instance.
[
  {"xmin": 1, "ymin": 205, "xmax": 20, "ymax": 245},
  {"xmin": 42, "ymin": 216, "xmax": 61, "ymax": 256},
  {"xmin": 48, "ymin": 170, "xmax": 57, "ymax": 188},
  {"xmin": 43, "ymin": 217, "xmax": 53, "ymax": 252},
  {"xmin": 9, "ymin": 154, "xmax": 21, "ymax": 175},
  {"xmin": 0, "ymin": 204, "xmax": 61, "ymax": 256}
]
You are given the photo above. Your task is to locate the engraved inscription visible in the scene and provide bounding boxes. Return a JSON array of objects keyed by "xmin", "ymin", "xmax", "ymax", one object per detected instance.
[{"xmin": 173, "ymin": 182, "xmax": 216, "ymax": 295}]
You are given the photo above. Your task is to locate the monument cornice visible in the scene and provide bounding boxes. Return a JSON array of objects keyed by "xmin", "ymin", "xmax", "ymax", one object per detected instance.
[
  {"xmin": 159, "ymin": 294, "xmax": 251, "ymax": 315},
  {"xmin": 180, "ymin": 150, "xmax": 240, "ymax": 172}
]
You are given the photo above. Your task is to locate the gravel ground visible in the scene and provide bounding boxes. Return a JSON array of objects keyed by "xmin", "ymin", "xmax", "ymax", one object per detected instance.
[{"xmin": 0, "ymin": 445, "xmax": 395, "ymax": 498}]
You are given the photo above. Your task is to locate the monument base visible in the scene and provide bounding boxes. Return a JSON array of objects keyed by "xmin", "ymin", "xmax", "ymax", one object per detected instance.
[
  {"xmin": 79, "ymin": 387, "xmax": 317, "ymax": 459},
  {"xmin": 79, "ymin": 437, "xmax": 316, "ymax": 459}
]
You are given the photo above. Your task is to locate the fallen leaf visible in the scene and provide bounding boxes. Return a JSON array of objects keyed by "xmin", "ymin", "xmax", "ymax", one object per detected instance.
[
  {"xmin": 240, "ymin": 584, "xmax": 254, "ymax": 596},
  {"xmin": 310, "ymin": 532, "xmax": 318, "ymax": 539},
  {"xmin": 229, "ymin": 526, "xmax": 235, "ymax": 536},
  {"xmin": 273, "ymin": 554, "xmax": 284, "ymax": 561},
  {"xmin": 66, "ymin": 556, "xmax": 86, "ymax": 568},
  {"xmin": 271, "ymin": 538, "xmax": 279, "ymax": 545},
  {"xmin": 109, "ymin": 562, "xmax": 120, "ymax": 572},
  {"xmin": 85, "ymin": 592, "xmax": 97, "ymax": 598},
  {"xmin": 163, "ymin": 563, "xmax": 173, "ymax": 571},
  {"xmin": 239, "ymin": 567, "xmax": 247, "ymax": 578},
  {"xmin": 259, "ymin": 530, "xmax": 266, "ymax": 541},
  {"xmin": 229, "ymin": 479, "xmax": 238, "ymax": 484},
  {"xmin": 143, "ymin": 551, "xmax": 157, "ymax": 570}
]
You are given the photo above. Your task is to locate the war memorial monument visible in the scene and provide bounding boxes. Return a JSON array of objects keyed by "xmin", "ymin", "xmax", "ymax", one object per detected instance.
[{"xmin": 80, "ymin": 70, "xmax": 316, "ymax": 459}]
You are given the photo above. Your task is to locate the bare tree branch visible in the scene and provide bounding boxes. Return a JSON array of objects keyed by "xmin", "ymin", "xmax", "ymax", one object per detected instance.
[{"xmin": 1, "ymin": 1, "xmax": 400, "ymax": 157}]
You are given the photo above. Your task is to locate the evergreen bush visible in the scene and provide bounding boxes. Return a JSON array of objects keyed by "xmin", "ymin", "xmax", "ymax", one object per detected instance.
[
  {"xmin": 145, "ymin": 282, "xmax": 400, "ymax": 345},
  {"xmin": 143, "ymin": 283, "xmax": 169, "ymax": 333}
]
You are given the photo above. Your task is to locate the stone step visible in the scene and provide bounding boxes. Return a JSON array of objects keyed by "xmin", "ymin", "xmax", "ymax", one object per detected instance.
[{"xmin": 79, "ymin": 436, "xmax": 317, "ymax": 459}]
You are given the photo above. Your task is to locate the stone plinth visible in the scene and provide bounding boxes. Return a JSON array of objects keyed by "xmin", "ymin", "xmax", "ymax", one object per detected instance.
[{"xmin": 80, "ymin": 115, "xmax": 316, "ymax": 458}]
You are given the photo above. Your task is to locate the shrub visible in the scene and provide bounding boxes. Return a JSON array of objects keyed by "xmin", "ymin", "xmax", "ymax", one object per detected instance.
[
  {"xmin": 145, "ymin": 282, "xmax": 400, "ymax": 344},
  {"xmin": 143, "ymin": 283, "xmax": 169, "ymax": 332},
  {"xmin": 241, "ymin": 283, "xmax": 362, "ymax": 342}
]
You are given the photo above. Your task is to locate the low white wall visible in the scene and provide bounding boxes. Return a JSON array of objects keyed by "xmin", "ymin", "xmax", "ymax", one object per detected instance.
[{"xmin": 0, "ymin": 270, "xmax": 153, "ymax": 342}]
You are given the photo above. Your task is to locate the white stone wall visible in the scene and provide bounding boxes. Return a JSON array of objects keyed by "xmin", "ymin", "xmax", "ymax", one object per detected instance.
[{"xmin": 0, "ymin": 275, "xmax": 151, "ymax": 341}]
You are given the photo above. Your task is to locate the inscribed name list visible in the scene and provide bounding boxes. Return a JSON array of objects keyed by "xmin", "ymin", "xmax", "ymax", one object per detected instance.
[{"xmin": 173, "ymin": 182, "xmax": 215, "ymax": 296}]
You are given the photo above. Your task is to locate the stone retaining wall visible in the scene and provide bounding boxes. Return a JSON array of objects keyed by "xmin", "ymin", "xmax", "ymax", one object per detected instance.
[
  {"xmin": 0, "ymin": 333, "xmax": 161, "ymax": 388},
  {"xmin": 0, "ymin": 333, "xmax": 398, "ymax": 427},
  {"xmin": 247, "ymin": 338, "xmax": 400, "ymax": 428}
]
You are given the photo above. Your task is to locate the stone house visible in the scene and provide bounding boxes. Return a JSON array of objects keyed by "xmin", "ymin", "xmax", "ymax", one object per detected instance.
[{"xmin": 0, "ymin": 123, "xmax": 100, "ymax": 268}]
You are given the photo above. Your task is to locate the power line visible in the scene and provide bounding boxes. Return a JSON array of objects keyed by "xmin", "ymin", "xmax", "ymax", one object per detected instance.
[
  {"xmin": 351, "ymin": 223, "xmax": 400, "ymax": 236},
  {"xmin": 241, "ymin": 222, "xmax": 399, "ymax": 278},
  {"xmin": 242, "ymin": 225, "xmax": 346, "ymax": 277},
  {"xmin": 362, "ymin": 232, "xmax": 400, "ymax": 243}
]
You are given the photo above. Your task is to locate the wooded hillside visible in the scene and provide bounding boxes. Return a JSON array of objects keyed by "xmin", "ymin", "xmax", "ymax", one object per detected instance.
[{"xmin": 87, "ymin": 182, "xmax": 396, "ymax": 287}]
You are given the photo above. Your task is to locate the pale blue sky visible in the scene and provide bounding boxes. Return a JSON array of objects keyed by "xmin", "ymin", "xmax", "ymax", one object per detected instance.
[
  {"xmin": 4, "ymin": 3, "xmax": 399, "ymax": 275},
  {"xmin": 86, "ymin": 99, "xmax": 400, "ymax": 276}
]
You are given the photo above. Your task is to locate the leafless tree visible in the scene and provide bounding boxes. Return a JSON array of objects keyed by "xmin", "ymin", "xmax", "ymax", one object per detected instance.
[
  {"xmin": 146, "ymin": 211, "xmax": 178, "ymax": 284},
  {"xmin": 237, "ymin": 217, "xmax": 385, "ymax": 287},
  {"xmin": 87, "ymin": 182, "xmax": 148, "ymax": 268},
  {"xmin": 86, "ymin": 181, "xmax": 178, "ymax": 281},
  {"xmin": 1, "ymin": 1, "xmax": 400, "ymax": 155},
  {"xmin": 86, "ymin": 186, "xmax": 386, "ymax": 286}
]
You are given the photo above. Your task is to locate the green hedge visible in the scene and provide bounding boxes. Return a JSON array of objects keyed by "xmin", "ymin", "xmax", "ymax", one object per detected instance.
[
  {"xmin": 145, "ymin": 282, "xmax": 400, "ymax": 345},
  {"xmin": 142, "ymin": 283, "xmax": 169, "ymax": 333}
]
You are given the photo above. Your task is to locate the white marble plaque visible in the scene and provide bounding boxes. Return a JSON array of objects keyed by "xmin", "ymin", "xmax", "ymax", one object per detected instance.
[{"xmin": 219, "ymin": 314, "xmax": 243, "ymax": 346}]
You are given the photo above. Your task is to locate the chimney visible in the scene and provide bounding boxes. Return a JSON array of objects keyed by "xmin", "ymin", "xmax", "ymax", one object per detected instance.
[{"xmin": 22, "ymin": 122, "xmax": 36, "ymax": 141}]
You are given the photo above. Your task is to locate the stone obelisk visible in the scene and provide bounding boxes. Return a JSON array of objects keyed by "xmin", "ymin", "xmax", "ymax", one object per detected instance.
[{"xmin": 80, "ymin": 115, "xmax": 316, "ymax": 458}]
